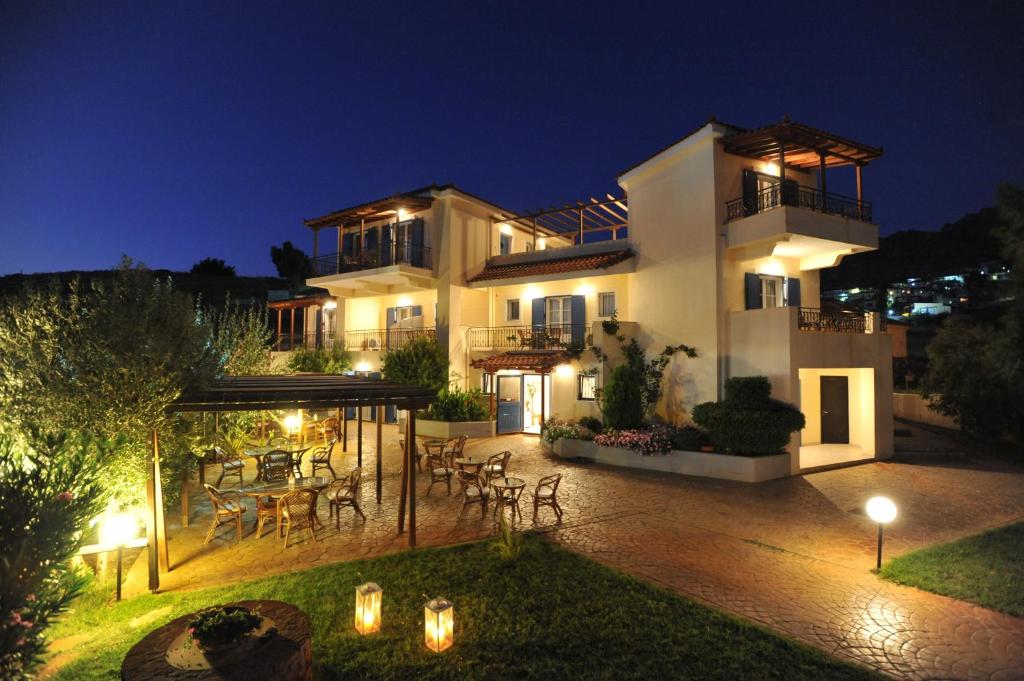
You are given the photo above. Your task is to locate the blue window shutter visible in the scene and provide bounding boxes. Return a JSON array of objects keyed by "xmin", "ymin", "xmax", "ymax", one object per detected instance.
[
  {"xmin": 411, "ymin": 305, "xmax": 422, "ymax": 318},
  {"xmin": 385, "ymin": 307, "xmax": 396, "ymax": 350},
  {"xmin": 342, "ymin": 233, "xmax": 354, "ymax": 256},
  {"xmin": 744, "ymin": 273, "xmax": 762, "ymax": 310},
  {"xmin": 786, "ymin": 278, "xmax": 801, "ymax": 307},
  {"xmin": 570, "ymin": 295, "xmax": 586, "ymax": 344},
  {"xmin": 381, "ymin": 224, "xmax": 393, "ymax": 266},
  {"xmin": 742, "ymin": 169, "xmax": 759, "ymax": 216},
  {"xmin": 532, "ymin": 298, "xmax": 546, "ymax": 330},
  {"xmin": 410, "ymin": 218, "xmax": 425, "ymax": 267}
]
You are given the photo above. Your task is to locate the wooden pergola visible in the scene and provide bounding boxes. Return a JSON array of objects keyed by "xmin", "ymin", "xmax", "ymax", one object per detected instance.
[
  {"xmin": 147, "ymin": 375, "xmax": 436, "ymax": 592},
  {"xmin": 490, "ymin": 194, "xmax": 629, "ymax": 250}
]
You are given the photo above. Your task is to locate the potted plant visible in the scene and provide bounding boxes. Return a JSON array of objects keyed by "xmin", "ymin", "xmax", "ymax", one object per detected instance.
[{"xmin": 186, "ymin": 606, "xmax": 265, "ymax": 655}]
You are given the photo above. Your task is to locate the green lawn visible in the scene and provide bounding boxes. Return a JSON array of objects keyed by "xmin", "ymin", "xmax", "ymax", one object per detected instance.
[
  {"xmin": 48, "ymin": 535, "xmax": 881, "ymax": 680},
  {"xmin": 881, "ymin": 521, "xmax": 1024, "ymax": 617}
]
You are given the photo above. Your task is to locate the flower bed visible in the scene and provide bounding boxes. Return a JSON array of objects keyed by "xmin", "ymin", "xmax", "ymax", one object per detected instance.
[{"xmin": 593, "ymin": 426, "xmax": 673, "ymax": 455}]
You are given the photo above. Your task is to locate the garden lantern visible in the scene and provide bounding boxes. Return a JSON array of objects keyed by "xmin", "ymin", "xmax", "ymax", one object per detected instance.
[
  {"xmin": 424, "ymin": 597, "xmax": 454, "ymax": 652},
  {"xmin": 354, "ymin": 582, "xmax": 382, "ymax": 634},
  {"xmin": 98, "ymin": 512, "xmax": 139, "ymax": 601},
  {"xmin": 284, "ymin": 411, "xmax": 302, "ymax": 436},
  {"xmin": 866, "ymin": 496, "xmax": 897, "ymax": 570}
]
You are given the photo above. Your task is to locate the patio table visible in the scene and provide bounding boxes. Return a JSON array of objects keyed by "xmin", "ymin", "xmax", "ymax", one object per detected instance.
[
  {"xmin": 491, "ymin": 476, "xmax": 526, "ymax": 520},
  {"xmin": 239, "ymin": 476, "xmax": 331, "ymax": 537},
  {"xmin": 245, "ymin": 444, "xmax": 312, "ymax": 482}
]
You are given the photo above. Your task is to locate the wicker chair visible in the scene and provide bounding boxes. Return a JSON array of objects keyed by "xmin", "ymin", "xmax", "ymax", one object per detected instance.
[
  {"xmin": 310, "ymin": 440, "xmax": 338, "ymax": 479},
  {"xmin": 456, "ymin": 470, "xmax": 489, "ymax": 517},
  {"xmin": 447, "ymin": 435, "xmax": 468, "ymax": 460},
  {"xmin": 207, "ymin": 446, "xmax": 244, "ymax": 487},
  {"xmin": 400, "ymin": 438, "xmax": 425, "ymax": 472},
  {"xmin": 202, "ymin": 484, "xmax": 246, "ymax": 544},
  {"xmin": 316, "ymin": 417, "xmax": 339, "ymax": 445},
  {"xmin": 254, "ymin": 494, "xmax": 280, "ymax": 539},
  {"xmin": 280, "ymin": 488, "xmax": 319, "ymax": 548},
  {"xmin": 533, "ymin": 473, "xmax": 563, "ymax": 519},
  {"xmin": 483, "ymin": 450, "xmax": 512, "ymax": 482},
  {"xmin": 288, "ymin": 447, "xmax": 309, "ymax": 478},
  {"xmin": 327, "ymin": 467, "xmax": 365, "ymax": 525},
  {"xmin": 263, "ymin": 450, "xmax": 290, "ymax": 482},
  {"xmin": 426, "ymin": 450, "xmax": 456, "ymax": 496}
]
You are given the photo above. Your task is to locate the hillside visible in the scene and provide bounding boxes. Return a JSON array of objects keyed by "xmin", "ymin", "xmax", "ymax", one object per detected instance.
[{"xmin": 821, "ymin": 206, "xmax": 1008, "ymax": 290}]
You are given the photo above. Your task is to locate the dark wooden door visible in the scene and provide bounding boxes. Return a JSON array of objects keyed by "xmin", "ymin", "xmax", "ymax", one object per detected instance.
[{"xmin": 820, "ymin": 376, "xmax": 849, "ymax": 444}]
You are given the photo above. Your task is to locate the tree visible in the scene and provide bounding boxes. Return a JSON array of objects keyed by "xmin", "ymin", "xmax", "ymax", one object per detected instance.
[
  {"xmin": 210, "ymin": 299, "xmax": 274, "ymax": 376},
  {"xmin": 381, "ymin": 336, "xmax": 449, "ymax": 393},
  {"xmin": 190, "ymin": 257, "xmax": 236, "ymax": 277},
  {"xmin": 601, "ymin": 364, "xmax": 644, "ymax": 429},
  {"xmin": 270, "ymin": 241, "xmax": 313, "ymax": 284}
]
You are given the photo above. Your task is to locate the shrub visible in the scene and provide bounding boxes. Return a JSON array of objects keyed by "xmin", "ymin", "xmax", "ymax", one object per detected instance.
[
  {"xmin": 381, "ymin": 337, "xmax": 449, "ymax": 393},
  {"xmin": 669, "ymin": 424, "xmax": 711, "ymax": 451},
  {"xmin": 540, "ymin": 417, "xmax": 580, "ymax": 444},
  {"xmin": 285, "ymin": 345, "xmax": 352, "ymax": 374},
  {"xmin": 692, "ymin": 377, "xmax": 805, "ymax": 455},
  {"xmin": 577, "ymin": 416, "xmax": 603, "ymax": 434},
  {"xmin": 0, "ymin": 431, "xmax": 110, "ymax": 679},
  {"xmin": 594, "ymin": 425, "xmax": 673, "ymax": 455},
  {"xmin": 187, "ymin": 606, "xmax": 261, "ymax": 650},
  {"xmin": 429, "ymin": 387, "xmax": 489, "ymax": 422},
  {"xmin": 601, "ymin": 364, "xmax": 644, "ymax": 430}
]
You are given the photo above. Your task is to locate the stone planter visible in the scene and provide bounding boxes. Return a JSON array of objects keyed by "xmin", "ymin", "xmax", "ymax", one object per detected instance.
[
  {"xmin": 414, "ymin": 418, "xmax": 496, "ymax": 439},
  {"xmin": 550, "ymin": 438, "xmax": 790, "ymax": 483}
]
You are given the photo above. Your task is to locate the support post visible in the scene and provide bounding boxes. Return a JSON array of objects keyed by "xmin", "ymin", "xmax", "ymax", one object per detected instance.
[
  {"xmin": 532, "ymin": 217, "xmax": 537, "ymax": 249},
  {"xmin": 360, "ymin": 218, "xmax": 365, "ymax": 261},
  {"xmin": 855, "ymin": 163, "xmax": 864, "ymax": 219},
  {"xmin": 818, "ymin": 151, "xmax": 827, "ymax": 205},
  {"xmin": 408, "ymin": 410, "xmax": 417, "ymax": 548},
  {"xmin": 540, "ymin": 374, "xmax": 546, "ymax": 432},
  {"xmin": 777, "ymin": 139, "xmax": 786, "ymax": 191},
  {"xmin": 312, "ymin": 228, "xmax": 319, "ymax": 259},
  {"xmin": 337, "ymin": 225, "xmax": 343, "ymax": 273},
  {"xmin": 343, "ymin": 409, "xmax": 349, "ymax": 452},
  {"xmin": 357, "ymin": 407, "xmax": 363, "ymax": 467},
  {"xmin": 398, "ymin": 416, "xmax": 408, "ymax": 533},
  {"xmin": 115, "ymin": 546, "xmax": 123, "ymax": 602},
  {"xmin": 578, "ymin": 208, "xmax": 584, "ymax": 245},
  {"xmin": 875, "ymin": 523, "xmax": 884, "ymax": 570},
  {"xmin": 180, "ymin": 467, "xmax": 190, "ymax": 528},
  {"xmin": 376, "ymin": 404, "xmax": 383, "ymax": 504},
  {"xmin": 276, "ymin": 309, "xmax": 282, "ymax": 347}
]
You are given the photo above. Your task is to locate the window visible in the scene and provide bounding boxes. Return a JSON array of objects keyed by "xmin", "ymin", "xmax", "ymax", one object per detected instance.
[
  {"xmin": 577, "ymin": 373, "xmax": 597, "ymax": 400},
  {"xmin": 506, "ymin": 299, "xmax": 520, "ymax": 321},
  {"xmin": 546, "ymin": 296, "xmax": 572, "ymax": 328},
  {"xmin": 598, "ymin": 292, "xmax": 616, "ymax": 317},
  {"xmin": 499, "ymin": 233, "xmax": 512, "ymax": 255},
  {"xmin": 481, "ymin": 373, "xmax": 494, "ymax": 394},
  {"xmin": 760, "ymin": 276, "xmax": 784, "ymax": 308}
]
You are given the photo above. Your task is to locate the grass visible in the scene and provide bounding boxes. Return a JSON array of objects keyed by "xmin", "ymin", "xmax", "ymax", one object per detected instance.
[
  {"xmin": 47, "ymin": 535, "xmax": 881, "ymax": 680},
  {"xmin": 880, "ymin": 520, "xmax": 1024, "ymax": 617}
]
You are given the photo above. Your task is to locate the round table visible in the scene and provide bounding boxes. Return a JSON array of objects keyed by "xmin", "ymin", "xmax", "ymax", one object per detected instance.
[
  {"xmin": 491, "ymin": 476, "xmax": 526, "ymax": 520},
  {"xmin": 454, "ymin": 457, "xmax": 485, "ymax": 474},
  {"xmin": 121, "ymin": 599, "xmax": 312, "ymax": 681},
  {"xmin": 239, "ymin": 477, "xmax": 331, "ymax": 537},
  {"xmin": 244, "ymin": 445, "xmax": 311, "ymax": 482}
]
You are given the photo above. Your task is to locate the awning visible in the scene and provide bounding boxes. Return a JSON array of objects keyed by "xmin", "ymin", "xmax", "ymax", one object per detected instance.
[
  {"xmin": 470, "ymin": 350, "xmax": 569, "ymax": 374},
  {"xmin": 467, "ymin": 248, "xmax": 634, "ymax": 284}
]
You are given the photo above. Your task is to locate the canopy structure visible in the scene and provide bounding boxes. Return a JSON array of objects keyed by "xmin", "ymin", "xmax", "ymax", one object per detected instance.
[
  {"xmin": 470, "ymin": 350, "xmax": 569, "ymax": 374},
  {"xmin": 719, "ymin": 119, "xmax": 883, "ymax": 169},
  {"xmin": 490, "ymin": 194, "xmax": 629, "ymax": 247},
  {"xmin": 144, "ymin": 374, "xmax": 436, "ymax": 592}
]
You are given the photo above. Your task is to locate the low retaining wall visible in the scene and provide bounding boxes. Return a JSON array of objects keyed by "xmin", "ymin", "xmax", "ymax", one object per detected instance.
[
  {"xmin": 892, "ymin": 392, "xmax": 958, "ymax": 429},
  {"xmin": 414, "ymin": 419, "xmax": 496, "ymax": 439},
  {"xmin": 550, "ymin": 438, "xmax": 790, "ymax": 483}
]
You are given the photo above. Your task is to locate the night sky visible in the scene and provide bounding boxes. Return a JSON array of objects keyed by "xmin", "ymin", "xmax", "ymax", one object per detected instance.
[{"xmin": 2, "ymin": 1, "xmax": 1023, "ymax": 277}]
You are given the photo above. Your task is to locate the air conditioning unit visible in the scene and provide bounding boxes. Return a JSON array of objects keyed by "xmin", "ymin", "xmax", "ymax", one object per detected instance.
[{"xmin": 367, "ymin": 337, "xmax": 380, "ymax": 350}]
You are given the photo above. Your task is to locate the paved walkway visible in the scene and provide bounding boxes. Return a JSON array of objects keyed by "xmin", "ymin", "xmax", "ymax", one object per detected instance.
[{"xmin": 125, "ymin": 427, "xmax": 1024, "ymax": 680}]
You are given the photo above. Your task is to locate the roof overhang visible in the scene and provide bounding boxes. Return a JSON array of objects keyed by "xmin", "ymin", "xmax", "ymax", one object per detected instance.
[
  {"xmin": 470, "ymin": 350, "xmax": 569, "ymax": 374},
  {"xmin": 467, "ymin": 242, "xmax": 635, "ymax": 288},
  {"xmin": 720, "ymin": 120, "xmax": 882, "ymax": 169},
  {"xmin": 307, "ymin": 264, "xmax": 436, "ymax": 298},
  {"xmin": 304, "ymin": 189, "xmax": 436, "ymax": 231},
  {"xmin": 267, "ymin": 296, "xmax": 335, "ymax": 310}
]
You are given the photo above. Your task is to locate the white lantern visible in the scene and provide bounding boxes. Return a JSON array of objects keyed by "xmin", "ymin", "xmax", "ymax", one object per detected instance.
[
  {"xmin": 424, "ymin": 597, "xmax": 454, "ymax": 652},
  {"xmin": 354, "ymin": 582, "xmax": 382, "ymax": 634}
]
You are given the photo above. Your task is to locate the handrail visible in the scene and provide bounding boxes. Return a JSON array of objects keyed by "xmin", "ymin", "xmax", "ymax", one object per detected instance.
[
  {"xmin": 467, "ymin": 324, "xmax": 591, "ymax": 350},
  {"xmin": 725, "ymin": 184, "xmax": 872, "ymax": 223},
  {"xmin": 344, "ymin": 328, "xmax": 435, "ymax": 351},
  {"xmin": 310, "ymin": 240, "xmax": 432, "ymax": 277},
  {"xmin": 797, "ymin": 307, "xmax": 868, "ymax": 333}
]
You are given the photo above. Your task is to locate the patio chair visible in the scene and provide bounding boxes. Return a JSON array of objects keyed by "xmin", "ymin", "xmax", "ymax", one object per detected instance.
[
  {"xmin": 202, "ymin": 484, "xmax": 246, "ymax": 544},
  {"xmin": 254, "ymin": 494, "xmax": 280, "ymax": 539},
  {"xmin": 269, "ymin": 436, "xmax": 291, "ymax": 448},
  {"xmin": 327, "ymin": 467, "xmax": 365, "ymax": 525},
  {"xmin": 426, "ymin": 450, "xmax": 456, "ymax": 496},
  {"xmin": 316, "ymin": 417, "xmax": 339, "ymax": 445},
  {"xmin": 288, "ymin": 447, "xmax": 309, "ymax": 478},
  {"xmin": 456, "ymin": 470, "xmax": 489, "ymax": 518},
  {"xmin": 263, "ymin": 450, "xmax": 290, "ymax": 482},
  {"xmin": 483, "ymin": 450, "xmax": 512, "ymax": 482},
  {"xmin": 533, "ymin": 473, "xmax": 563, "ymax": 519},
  {"xmin": 400, "ymin": 438, "xmax": 425, "ymax": 472},
  {"xmin": 280, "ymin": 488, "xmax": 319, "ymax": 548},
  {"xmin": 447, "ymin": 435, "xmax": 468, "ymax": 460},
  {"xmin": 207, "ymin": 446, "xmax": 244, "ymax": 488},
  {"xmin": 310, "ymin": 440, "xmax": 338, "ymax": 479}
]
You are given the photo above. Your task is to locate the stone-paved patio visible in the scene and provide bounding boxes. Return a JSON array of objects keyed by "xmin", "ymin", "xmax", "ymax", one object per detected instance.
[{"xmin": 124, "ymin": 426, "xmax": 1024, "ymax": 680}]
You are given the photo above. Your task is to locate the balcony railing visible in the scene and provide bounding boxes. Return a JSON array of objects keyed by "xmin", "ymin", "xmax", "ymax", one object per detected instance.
[
  {"xmin": 725, "ymin": 184, "xmax": 872, "ymax": 223},
  {"xmin": 272, "ymin": 333, "xmax": 338, "ymax": 351},
  {"xmin": 310, "ymin": 240, "xmax": 432, "ymax": 277},
  {"xmin": 467, "ymin": 324, "xmax": 591, "ymax": 351},
  {"xmin": 797, "ymin": 307, "xmax": 873, "ymax": 333},
  {"xmin": 344, "ymin": 327, "xmax": 435, "ymax": 351}
]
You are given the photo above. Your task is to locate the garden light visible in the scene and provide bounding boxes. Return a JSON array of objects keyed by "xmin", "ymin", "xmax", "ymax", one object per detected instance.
[
  {"xmin": 866, "ymin": 496, "xmax": 897, "ymax": 570},
  {"xmin": 354, "ymin": 582, "xmax": 382, "ymax": 634},
  {"xmin": 424, "ymin": 597, "xmax": 454, "ymax": 652},
  {"xmin": 99, "ymin": 512, "xmax": 139, "ymax": 601},
  {"xmin": 283, "ymin": 411, "xmax": 302, "ymax": 435}
]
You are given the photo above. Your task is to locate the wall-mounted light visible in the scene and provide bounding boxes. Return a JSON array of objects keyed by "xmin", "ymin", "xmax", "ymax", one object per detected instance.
[
  {"xmin": 538, "ymin": 237, "xmax": 547, "ymax": 250},
  {"xmin": 356, "ymin": 361, "xmax": 372, "ymax": 373},
  {"xmin": 555, "ymin": 364, "xmax": 573, "ymax": 378},
  {"xmin": 397, "ymin": 207, "xmax": 409, "ymax": 221},
  {"xmin": 396, "ymin": 295, "xmax": 413, "ymax": 308},
  {"xmin": 323, "ymin": 300, "xmax": 337, "ymax": 310},
  {"xmin": 573, "ymin": 284, "xmax": 593, "ymax": 297},
  {"xmin": 499, "ymin": 223, "xmax": 513, "ymax": 235}
]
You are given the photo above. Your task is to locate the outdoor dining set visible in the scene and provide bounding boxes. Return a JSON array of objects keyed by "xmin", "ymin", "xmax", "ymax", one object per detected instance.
[{"xmin": 200, "ymin": 428, "xmax": 563, "ymax": 549}]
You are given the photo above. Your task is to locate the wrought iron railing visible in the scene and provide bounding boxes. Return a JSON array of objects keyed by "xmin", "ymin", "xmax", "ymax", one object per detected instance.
[
  {"xmin": 797, "ymin": 307, "xmax": 869, "ymax": 333},
  {"xmin": 272, "ymin": 333, "xmax": 339, "ymax": 351},
  {"xmin": 725, "ymin": 184, "xmax": 872, "ymax": 223},
  {"xmin": 310, "ymin": 241, "xmax": 432, "ymax": 277},
  {"xmin": 344, "ymin": 327, "xmax": 435, "ymax": 351},
  {"xmin": 467, "ymin": 324, "xmax": 591, "ymax": 350}
]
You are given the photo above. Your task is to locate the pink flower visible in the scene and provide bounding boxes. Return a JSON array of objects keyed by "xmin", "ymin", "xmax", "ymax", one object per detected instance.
[
  {"xmin": 20, "ymin": 620, "xmax": 32, "ymax": 629},
  {"xmin": 25, "ymin": 594, "xmax": 36, "ymax": 602},
  {"xmin": 57, "ymin": 491, "xmax": 73, "ymax": 501},
  {"xmin": 15, "ymin": 637, "xmax": 25, "ymax": 647},
  {"xmin": 9, "ymin": 612, "xmax": 21, "ymax": 625}
]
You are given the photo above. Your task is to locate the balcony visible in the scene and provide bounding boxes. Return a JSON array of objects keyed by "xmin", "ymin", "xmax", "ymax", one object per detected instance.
[
  {"xmin": 271, "ymin": 328, "xmax": 435, "ymax": 352},
  {"xmin": 467, "ymin": 324, "xmax": 592, "ymax": 351},
  {"xmin": 310, "ymin": 241, "xmax": 431, "ymax": 277},
  {"xmin": 726, "ymin": 184, "xmax": 871, "ymax": 223},
  {"xmin": 797, "ymin": 307, "xmax": 882, "ymax": 334}
]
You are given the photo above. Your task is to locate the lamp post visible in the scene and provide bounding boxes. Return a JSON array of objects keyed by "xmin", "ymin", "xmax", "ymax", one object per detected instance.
[
  {"xmin": 99, "ymin": 513, "xmax": 140, "ymax": 601},
  {"xmin": 865, "ymin": 496, "xmax": 897, "ymax": 571}
]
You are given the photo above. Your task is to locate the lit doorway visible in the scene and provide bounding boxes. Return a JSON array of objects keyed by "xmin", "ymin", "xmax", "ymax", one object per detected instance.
[{"xmin": 522, "ymin": 374, "xmax": 550, "ymax": 434}]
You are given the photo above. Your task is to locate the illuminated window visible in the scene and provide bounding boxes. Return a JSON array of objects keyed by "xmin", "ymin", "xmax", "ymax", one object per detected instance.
[
  {"xmin": 506, "ymin": 299, "xmax": 520, "ymax": 321},
  {"xmin": 577, "ymin": 373, "xmax": 597, "ymax": 400},
  {"xmin": 598, "ymin": 292, "xmax": 616, "ymax": 317}
]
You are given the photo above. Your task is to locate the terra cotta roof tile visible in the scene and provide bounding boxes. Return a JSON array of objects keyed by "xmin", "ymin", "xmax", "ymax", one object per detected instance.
[{"xmin": 467, "ymin": 248, "xmax": 634, "ymax": 283}]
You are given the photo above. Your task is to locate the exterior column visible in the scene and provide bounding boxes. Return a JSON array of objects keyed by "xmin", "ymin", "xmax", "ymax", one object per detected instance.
[
  {"xmin": 375, "ymin": 404, "xmax": 383, "ymax": 503},
  {"xmin": 532, "ymin": 217, "xmax": 537, "ymax": 249},
  {"xmin": 357, "ymin": 406, "xmax": 363, "ymax": 467},
  {"xmin": 818, "ymin": 152, "xmax": 827, "ymax": 196},
  {"xmin": 343, "ymin": 408, "xmax": 348, "ymax": 452},
  {"xmin": 539, "ymin": 374, "xmax": 546, "ymax": 432},
  {"xmin": 398, "ymin": 416, "xmax": 408, "ymax": 534},
  {"xmin": 855, "ymin": 163, "xmax": 864, "ymax": 219},
  {"xmin": 408, "ymin": 411, "xmax": 416, "ymax": 548},
  {"xmin": 578, "ymin": 208, "xmax": 584, "ymax": 245},
  {"xmin": 312, "ymin": 228, "xmax": 319, "ymax": 259},
  {"xmin": 336, "ymin": 225, "xmax": 343, "ymax": 273}
]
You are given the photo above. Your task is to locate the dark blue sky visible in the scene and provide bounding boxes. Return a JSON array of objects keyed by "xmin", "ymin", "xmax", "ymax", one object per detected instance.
[{"xmin": 2, "ymin": 1, "xmax": 1022, "ymax": 276}]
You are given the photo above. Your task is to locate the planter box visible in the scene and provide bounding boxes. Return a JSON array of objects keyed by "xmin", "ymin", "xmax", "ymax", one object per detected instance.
[
  {"xmin": 550, "ymin": 438, "xmax": 790, "ymax": 483},
  {"xmin": 414, "ymin": 418, "xmax": 496, "ymax": 439}
]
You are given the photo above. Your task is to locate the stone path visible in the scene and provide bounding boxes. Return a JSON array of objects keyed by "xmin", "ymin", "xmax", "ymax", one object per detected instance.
[{"xmin": 124, "ymin": 427, "xmax": 1024, "ymax": 680}]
